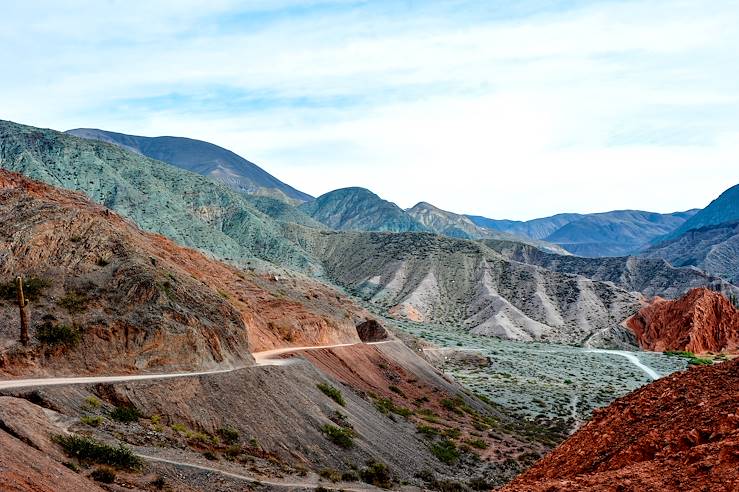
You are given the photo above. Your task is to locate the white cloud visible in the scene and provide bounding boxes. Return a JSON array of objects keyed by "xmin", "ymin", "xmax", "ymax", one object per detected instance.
[{"xmin": 1, "ymin": 0, "xmax": 738, "ymax": 219}]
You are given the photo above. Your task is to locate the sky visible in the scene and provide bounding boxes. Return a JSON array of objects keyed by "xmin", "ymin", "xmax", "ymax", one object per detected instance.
[{"xmin": 1, "ymin": 0, "xmax": 738, "ymax": 220}]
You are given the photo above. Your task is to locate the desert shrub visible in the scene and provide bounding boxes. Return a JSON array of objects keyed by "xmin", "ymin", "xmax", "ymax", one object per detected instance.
[
  {"xmin": 110, "ymin": 405, "xmax": 142, "ymax": 423},
  {"xmin": 416, "ymin": 424, "xmax": 440, "ymax": 438},
  {"xmin": 57, "ymin": 291, "xmax": 89, "ymax": 313},
  {"xmin": 80, "ymin": 415, "xmax": 104, "ymax": 427},
  {"xmin": 360, "ymin": 460, "xmax": 392, "ymax": 488},
  {"xmin": 467, "ymin": 477, "xmax": 493, "ymax": 490},
  {"xmin": 464, "ymin": 438, "xmax": 488, "ymax": 450},
  {"xmin": 149, "ymin": 476, "xmax": 166, "ymax": 490},
  {"xmin": 373, "ymin": 397, "xmax": 412, "ymax": 417},
  {"xmin": 433, "ymin": 479, "xmax": 467, "ymax": 491},
  {"xmin": 444, "ymin": 428, "xmax": 461, "ymax": 439},
  {"xmin": 341, "ymin": 470, "xmax": 359, "ymax": 482},
  {"xmin": 171, "ymin": 423, "xmax": 188, "ymax": 433},
  {"xmin": 90, "ymin": 467, "xmax": 116, "ymax": 483},
  {"xmin": 0, "ymin": 277, "xmax": 49, "ymax": 302},
  {"xmin": 320, "ymin": 468, "xmax": 342, "ymax": 482},
  {"xmin": 317, "ymin": 383, "xmax": 346, "ymax": 406},
  {"xmin": 431, "ymin": 439, "xmax": 460, "ymax": 464},
  {"xmin": 688, "ymin": 357, "xmax": 712, "ymax": 366},
  {"xmin": 203, "ymin": 451, "xmax": 218, "ymax": 461},
  {"xmin": 321, "ymin": 424, "xmax": 354, "ymax": 448},
  {"xmin": 83, "ymin": 396, "xmax": 101, "ymax": 409},
  {"xmin": 218, "ymin": 426, "xmax": 240, "ymax": 444},
  {"xmin": 36, "ymin": 322, "xmax": 80, "ymax": 347},
  {"xmin": 52, "ymin": 434, "xmax": 142, "ymax": 469},
  {"xmin": 389, "ymin": 385, "xmax": 405, "ymax": 397}
]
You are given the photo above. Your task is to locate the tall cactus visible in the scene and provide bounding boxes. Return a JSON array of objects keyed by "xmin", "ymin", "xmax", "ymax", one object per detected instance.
[{"xmin": 15, "ymin": 275, "xmax": 29, "ymax": 346}]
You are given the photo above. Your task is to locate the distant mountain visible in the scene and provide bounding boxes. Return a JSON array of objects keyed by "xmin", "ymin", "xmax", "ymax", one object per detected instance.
[
  {"xmin": 470, "ymin": 210, "xmax": 697, "ymax": 257},
  {"xmin": 544, "ymin": 210, "xmax": 696, "ymax": 257},
  {"xmin": 66, "ymin": 128, "xmax": 312, "ymax": 204},
  {"xmin": 468, "ymin": 213, "xmax": 583, "ymax": 240},
  {"xmin": 409, "ymin": 201, "xmax": 570, "ymax": 255},
  {"xmin": 299, "ymin": 187, "xmax": 429, "ymax": 233},
  {"xmin": 408, "ymin": 201, "xmax": 482, "ymax": 238},
  {"xmin": 658, "ymin": 182, "xmax": 739, "ymax": 242},
  {"xmin": 643, "ymin": 220, "xmax": 739, "ymax": 284}
]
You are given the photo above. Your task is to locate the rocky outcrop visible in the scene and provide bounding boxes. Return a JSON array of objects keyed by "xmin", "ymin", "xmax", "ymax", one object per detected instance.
[
  {"xmin": 355, "ymin": 319, "xmax": 388, "ymax": 342},
  {"xmin": 501, "ymin": 358, "xmax": 739, "ymax": 491},
  {"xmin": 627, "ymin": 288, "xmax": 739, "ymax": 353}
]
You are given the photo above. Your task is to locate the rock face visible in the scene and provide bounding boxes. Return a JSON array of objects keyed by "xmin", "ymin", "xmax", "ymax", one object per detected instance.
[
  {"xmin": 643, "ymin": 219, "xmax": 739, "ymax": 284},
  {"xmin": 501, "ymin": 358, "xmax": 739, "ymax": 491},
  {"xmin": 66, "ymin": 128, "xmax": 313, "ymax": 204},
  {"xmin": 627, "ymin": 288, "xmax": 739, "ymax": 353},
  {"xmin": 0, "ymin": 170, "xmax": 371, "ymax": 375},
  {"xmin": 469, "ymin": 210, "xmax": 697, "ymax": 257},
  {"xmin": 299, "ymin": 187, "xmax": 430, "ymax": 233}
]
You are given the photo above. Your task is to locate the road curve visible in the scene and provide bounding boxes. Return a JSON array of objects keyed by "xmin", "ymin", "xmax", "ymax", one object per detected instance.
[
  {"xmin": 585, "ymin": 348, "xmax": 661, "ymax": 380},
  {"xmin": 0, "ymin": 340, "xmax": 395, "ymax": 391}
]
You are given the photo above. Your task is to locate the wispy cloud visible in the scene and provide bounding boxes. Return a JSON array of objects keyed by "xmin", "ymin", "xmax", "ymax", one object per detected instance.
[{"xmin": 2, "ymin": 0, "xmax": 738, "ymax": 218}]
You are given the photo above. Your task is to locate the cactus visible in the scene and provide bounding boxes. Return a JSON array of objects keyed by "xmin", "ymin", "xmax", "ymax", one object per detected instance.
[{"xmin": 15, "ymin": 275, "xmax": 29, "ymax": 345}]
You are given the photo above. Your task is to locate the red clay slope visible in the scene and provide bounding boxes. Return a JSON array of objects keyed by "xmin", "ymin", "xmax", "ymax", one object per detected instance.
[
  {"xmin": 500, "ymin": 358, "xmax": 739, "ymax": 491},
  {"xmin": 627, "ymin": 287, "xmax": 739, "ymax": 354}
]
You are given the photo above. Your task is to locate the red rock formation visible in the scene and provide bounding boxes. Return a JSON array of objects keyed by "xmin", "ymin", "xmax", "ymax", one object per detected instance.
[
  {"xmin": 627, "ymin": 288, "xmax": 739, "ymax": 353},
  {"xmin": 500, "ymin": 358, "xmax": 739, "ymax": 491}
]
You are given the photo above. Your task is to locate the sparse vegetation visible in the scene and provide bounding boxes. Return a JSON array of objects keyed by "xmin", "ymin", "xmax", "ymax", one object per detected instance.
[
  {"xmin": 360, "ymin": 460, "xmax": 392, "ymax": 488},
  {"xmin": 80, "ymin": 415, "xmax": 104, "ymax": 427},
  {"xmin": 110, "ymin": 405, "xmax": 142, "ymax": 423},
  {"xmin": 83, "ymin": 395, "xmax": 101, "ymax": 409},
  {"xmin": 90, "ymin": 467, "xmax": 116, "ymax": 483},
  {"xmin": 35, "ymin": 322, "xmax": 80, "ymax": 347},
  {"xmin": 317, "ymin": 383, "xmax": 346, "ymax": 406},
  {"xmin": 373, "ymin": 397, "xmax": 412, "ymax": 417},
  {"xmin": 52, "ymin": 434, "xmax": 142, "ymax": 469},
  {"xmin": 664, "ymin": 350, "xmax": 713, "ymax": 366},
  {"xmin": 57, "ymin": 291, "xmax": 89, "ymax": 313},
  {"xmin": 431, "ymin": 439, "xmax": 460, "ymax": 464},
  {"xmin": 464, "ymin": 438, "xmax": 488, "ymax": 449},
  {"xmin": 320, "ymin": 468, "xmax": 342, "ymax": 482},
  {"xmin": 389, "ymin": 385, "xmax": 405, "ymax": 397},
  {"xmin": 0, "ymin": 277, "xmax": 49, "ymax": 302},
  {"xmin": 321, "ymin": 424, "xmax": 355, "ymax": 448},
  {"xmin": 218, "ymin": 426, "xmax": 239, "ymax": 444}
]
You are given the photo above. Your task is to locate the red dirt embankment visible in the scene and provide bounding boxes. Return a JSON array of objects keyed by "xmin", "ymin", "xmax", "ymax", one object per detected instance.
[
  {"xmin": 500, "ymin": 357, "xmax": 739, "ymax": 491},
  {"xmin": 627, "ymin": 287, "xmax": 739, "ymax": 354}
]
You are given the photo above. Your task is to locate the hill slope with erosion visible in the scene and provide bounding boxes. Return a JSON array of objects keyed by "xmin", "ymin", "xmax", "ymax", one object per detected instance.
[
  {"xmin": 643, "ymin": 219, "xmax": 739, "ymax": 284},
  {"xmin": 66, "ymin": 128, "xmax": 312, "ymax": 204},
  {"xmin": 297, "ymin": 230, "xmax": 643, "ymax": 346},
  {"xmin": 1, "ymin": 120, "xmax": 318, "ymax": 273},
  {"xmin": 0, "ymin": 169, "xmax": 370, "ymax": 376},
  {"xmin": 627, "ymin": 287, "xmax": 739, "ymax": 353},
  {"xmin": 485, "ymin": 240, "xmax": 738, "ymax": 299},
  {"xmin": 501, "ymin": 358, "xmax": 739, "ymax": 491},
  {"xmin": 300, "ymin": 187, "xmax": 430, "ymax": 233}
]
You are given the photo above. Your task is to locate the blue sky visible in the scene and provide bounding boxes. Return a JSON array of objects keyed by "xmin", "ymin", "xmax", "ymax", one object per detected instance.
[{"xmin": 1, "ymin": 0, "xmax": 738, "ymax": 219}]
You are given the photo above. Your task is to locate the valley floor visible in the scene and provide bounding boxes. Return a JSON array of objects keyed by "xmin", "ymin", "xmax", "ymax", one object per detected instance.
[{"xmin": 391, "ymin": 320, "xmax": 687, "ymax": 435}]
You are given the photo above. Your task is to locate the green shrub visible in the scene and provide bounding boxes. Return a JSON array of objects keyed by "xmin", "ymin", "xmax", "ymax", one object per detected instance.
[
  {"xmin": 35, "ymin": 323, "xmax": 80, "ymax": 347},
  {"xmin": 218, "ymin": 426, "xmax": 240, "ymax": 444},
  {"xmin": 373, "ymin": 397, "xmax": 412, "ymax": 417},
  {"xmin": 388, "ymin": 385, "xmax": 405, "ymax": 397},
  {"xmin": 431, "ymin": 439, "xmax": 460, "ymax": 464},
  {"xmin": 321, "ymin": 424, "xmax": 354, "ymax": 448},
  {"xmin": 80, "ymin": 415, "xmax": 104, "ymax": 427},
  {"xmin": 110, "ymin": 405, "xmax": 142, "ymax": 423},
  {"xmin": 58, "ymin": 291, "xmax": 89, "ymax": 313},
  {"xmin": 90, "ymin": 467, "xmax": 116, "ymax": 483},
  {"xmin": 171, "ymin": 423, "xmax": 188, "ymax": 433},
  {"xmin": 52, "ymin": 434, "xmax": 142, "ymax": 470},
  {"xmin": 416, "ymin": 424, "xmax": 440, "ymax": 438},
  {"xmin": 83, "ymin": 396, "xmax": 101, "ymax": 409},
  {"xmin": 203, "ymin": 451, "xmax": 218, "ymax": 461},
  {"xmin": 317, "ymin": 383, "xmax": 346, "ymax": 406},
  {"xmin": 341, "ymin": 470, "xmax": 359, "ymax": 482},
  {"xmin": 360, "ymin": 460, "xmax": 392, "ymax": 488}
]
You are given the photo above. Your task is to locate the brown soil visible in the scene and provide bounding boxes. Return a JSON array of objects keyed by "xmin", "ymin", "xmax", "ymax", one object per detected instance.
[
  {"xmin": 627, "ymin": 287, "xmax": 739, "ymax": 353},
  {"xmin": 500, "ymin": 358, "xmax": 739, "ymax": 491},
  {"xmin": 0, "ymin": 170, "xmax": 378, "ymax": 376}
]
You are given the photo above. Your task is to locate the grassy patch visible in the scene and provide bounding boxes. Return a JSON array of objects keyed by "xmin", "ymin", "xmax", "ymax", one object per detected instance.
[
  {"xmin": 52, "ymin": 434, "xmax": 142, "ymax": 470},
  {"xmin": 317, "ymin": 383, "xmax": 346, "ymax": 406},
  {"xmin": 464, "ymin": 438, "xmax": 488, "ymax": 450},
  {"xmin": 321, "ymin": 424, "xmax": 355, "ymax": 448},
  {"xmin": 80, "ymin": 415, "xmax": 104, "ymax": 427}
]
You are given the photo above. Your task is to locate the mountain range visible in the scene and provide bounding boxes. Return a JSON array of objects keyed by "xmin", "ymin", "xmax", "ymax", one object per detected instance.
[{"xmin": 66, "ymin": 128, "xmax": 313, "ymax": 204}]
